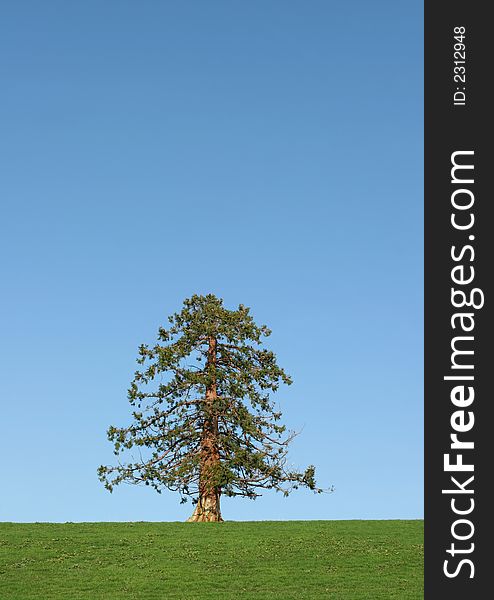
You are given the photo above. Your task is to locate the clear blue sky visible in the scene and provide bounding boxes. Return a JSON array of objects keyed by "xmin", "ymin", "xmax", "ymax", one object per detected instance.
[{"xmin": 0, "ymin": 1, "xmax": 423, "ymax": 522}]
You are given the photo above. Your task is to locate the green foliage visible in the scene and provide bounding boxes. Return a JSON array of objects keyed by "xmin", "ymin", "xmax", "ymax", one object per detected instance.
[
  {"xmin": 0, "ymin": 521, "xmax": 424, "ymax": 599},
  {"xmin": 98, "ymin": 294, "xmax": 322, "ymax": 504}
]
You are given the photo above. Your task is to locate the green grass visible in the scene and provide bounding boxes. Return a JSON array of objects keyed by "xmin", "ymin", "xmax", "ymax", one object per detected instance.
[{"xmin": 0, "ymin": 520, "xmax": 423, "ymax": 599}]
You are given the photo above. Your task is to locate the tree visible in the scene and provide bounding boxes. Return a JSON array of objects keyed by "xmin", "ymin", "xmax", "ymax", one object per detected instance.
[{"xmin": 98, "ymin": 294, "xmax": 321, "ymax": 522}]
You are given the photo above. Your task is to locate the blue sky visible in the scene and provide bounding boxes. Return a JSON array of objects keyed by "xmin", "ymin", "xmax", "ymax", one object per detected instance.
[{"xmin": 0, "ymin": 1, "xmax": 423, "ymax": 522}]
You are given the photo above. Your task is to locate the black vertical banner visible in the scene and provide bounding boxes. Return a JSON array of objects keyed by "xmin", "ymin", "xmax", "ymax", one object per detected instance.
[{"xmin": 425, "ymin": 1, "xmax": 491, "ymax": 598}]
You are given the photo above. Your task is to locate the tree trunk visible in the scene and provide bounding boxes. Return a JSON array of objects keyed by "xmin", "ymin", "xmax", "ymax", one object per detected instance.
[
  {"xmin": 187, "ymin": 488, "xmax": 223, "ymax": 522},
  {"xmin": 187, "ymin": 335, "xmax": 223, "ymax": 523}
]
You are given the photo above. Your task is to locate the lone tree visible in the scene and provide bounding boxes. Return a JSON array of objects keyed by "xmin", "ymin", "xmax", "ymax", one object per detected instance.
[{"xmin": 98, "ymin": 294, "xmax": 321, "ymax": 522}]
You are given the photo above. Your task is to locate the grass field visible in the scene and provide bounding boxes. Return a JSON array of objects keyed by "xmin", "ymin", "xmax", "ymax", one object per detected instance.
[{"xmin": 0, "ymin": 520, "xmax": 423, "ymax": 599}]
